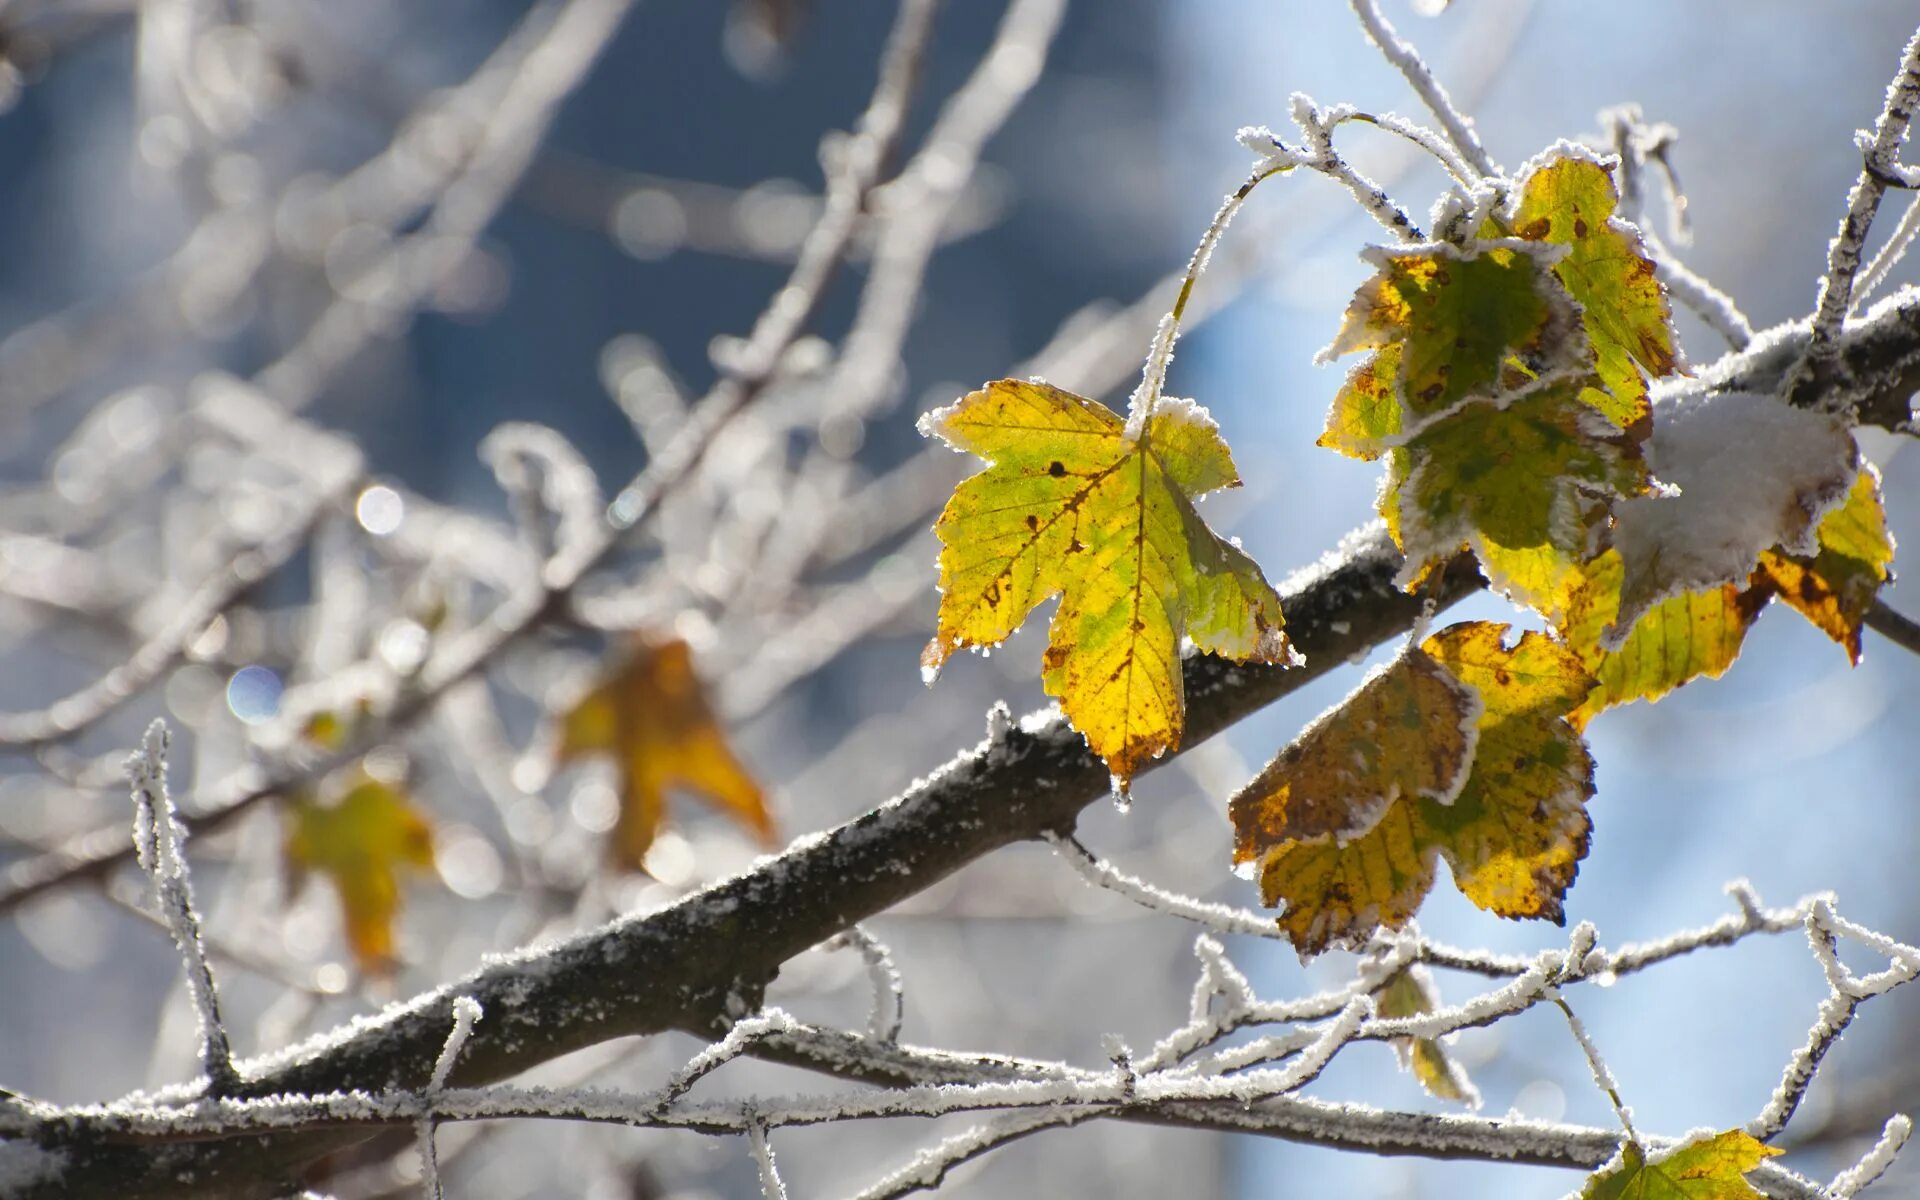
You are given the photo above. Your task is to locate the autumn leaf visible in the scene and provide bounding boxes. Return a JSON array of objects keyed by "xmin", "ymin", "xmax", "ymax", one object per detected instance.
[
  {"xmin": 1562, "ymin": 549, "xmax": 1765, "ymax": 731},
  {"xmin": 1511, "ymin": 149, "xmax": 1677, "ymax": 428},
  {"xmin": 921, "ymin": 379, "xmax": 1293, "ymax": 785},
  {"xmin": 1228, "ymin": 644, "xmax": 1480, "ymax": 854},
  {"xmin": 1233, "ymin": 622, "xmax": 1594, "ymax": 957},
  {"xmin": 1319, "ymin": 240, "xmax": 1574, "ymax": 458},
  {"xmin": 1579, "ymin": 1130, "xmax": 1781, "ymax": 1199},
  {"xmin": 1385, "ymin": 381, "xmax": 1649, "ymax": 617},
  {"xmin": 283, "ymin": 766, "xmax": 435, "ymax": 974},
  {"xmin": 1372, "ymin": 963, "xmax": 1478, "ymax": 1105},
  {"xmin": 1753, "ymin": 465, "xmax": 1895, "ymax": 664},
  {"xmin": 557, "ymin": 633, "xmax": 775, "ymax": 871}
]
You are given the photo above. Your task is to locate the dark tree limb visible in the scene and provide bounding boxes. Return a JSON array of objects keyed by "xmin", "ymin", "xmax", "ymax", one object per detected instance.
[{"xmin": 0, "ymin": 532, "xmax": 1484, "ymax": 1200}]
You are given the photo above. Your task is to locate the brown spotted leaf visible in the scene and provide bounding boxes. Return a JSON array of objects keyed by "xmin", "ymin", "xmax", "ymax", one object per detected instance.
[
  {"xmin": 1234, "ymin": 622, "xmax": 1594, "ymax": 957},
  {"xmin": 1511, "ymin": 149, "xmax": 1678, "ymax": 428},
  {"xmin": 1753, "ymin": 464, "xmax": 1895, "ymax": 664}
]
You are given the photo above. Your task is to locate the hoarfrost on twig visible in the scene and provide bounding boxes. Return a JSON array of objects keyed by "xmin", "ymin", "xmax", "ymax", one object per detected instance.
[{"xmin": 127, "ymin": 719, "xmax": 241, "ymax": 1097}]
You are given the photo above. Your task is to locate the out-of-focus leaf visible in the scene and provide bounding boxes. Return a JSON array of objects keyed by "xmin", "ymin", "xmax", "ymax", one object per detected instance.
[
  {"xmin": 558, "ymin": 634, "xmax": 775, "ymax": 871},
  {"xmin": 1372, "ymin": 963, "xmax": 1479, "ymax": 1105},
  {"xmin": 283, "ymin": 768, "xmax": 435, "ymax": 974}
]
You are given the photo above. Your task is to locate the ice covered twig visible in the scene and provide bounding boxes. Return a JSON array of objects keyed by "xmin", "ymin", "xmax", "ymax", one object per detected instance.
[
  {"xmin": 418, "ymin": 996, "xmax": 483, "ymax": 1200},
  {"xmin": 1799, "ymin": 24, "xmax": 1920, "ymax": 398},
  {"xmin": 127, "ymin": 720, "xmax": 241, "ymax": 1097},
  {"xmin": 1348, "ymin": 0, "xmax": 1497, "ymax": 178}
]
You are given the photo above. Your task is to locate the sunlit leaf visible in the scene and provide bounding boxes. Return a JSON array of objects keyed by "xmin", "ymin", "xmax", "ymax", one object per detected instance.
[
  {"xmin": 1386, "ymin": 381, "xmax": 1649, "ymax": 618},
  {"xmin": 1580, "ymin": 1130, "xmax": 1781, "ymax": 1199},
  {"xmin": 1563, "ymin": 549, "xmax": 1764, "ymax": 731},
  {"xmin": 557, "ymin": 634, "xmax": 775, "ymax": 871},
  {"xmin": 283, "ymin": 768, "xmax": 435, "ymax": 974},
  {"xmin": 1511, "ymin": 150, "xmax": 1677, "ymax": 428},
  {"xmin": 1325, "ymin": 240, "xmax": 1570, "ymax": 431},
  {"xmin": 921, "ymin": 379, "xmax": 1293, "ymax": 785},
  {"xmin": 1229, "ymin": 645, "xmax": 1480, "ymax": 852},
  {"xmin": 1753, "ymin": 465, "xmax": 1895, "ymax": 664},
  {"xmin": 1318, "ymin": 343, "xmax": 1404, "ymax": 460},
  {"xmin": 1234, "ymin": 622, "xmax": 1594, "ymax": 956},
  {"xmin": 1372, "ymin": 963, "xmax": 1479, "ymax": 1105}
]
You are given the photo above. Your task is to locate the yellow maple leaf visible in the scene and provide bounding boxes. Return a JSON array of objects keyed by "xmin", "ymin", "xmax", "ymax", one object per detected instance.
[
  {"xmin": 1233, "ymin": 622, "xmax": 1594, "ymax": 957},
  {"xmin": 556, "ymin": 634, "xmax": 775, "ymax": 871},
  {"xmin": 921, "ymin": 379, "xmax": 1293, "ymax": 785},
  {"xmin": 1580, "ymin": 1130, "xmax": 1781, "ymax": 1199},
  {"xmin": 283, "ymin": 767, "xmax": 435, "ymax": 974}
]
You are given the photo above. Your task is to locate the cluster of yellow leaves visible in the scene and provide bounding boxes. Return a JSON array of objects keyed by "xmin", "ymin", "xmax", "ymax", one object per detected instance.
[
  {"xmin": 1323, "ymin": 151, "xmax": 1676, "ymax": 620},
  {"xmin": 916, "ymin": 144, "xmax": 1899, "ymax": 964},
  {"xmin": 921, "ymin": 379, "xmax": 1292, "ymax": 786},
  {"xmin": 556, "ymin": 633, "xmax": 775, "ymax": 871},
  {"xmin": 1231, "ymin": 622, "xmax": 1594, "ymax": 956},
  {"xmin": 1579, "ymin": 1130, "xmax": 1780, "ymax": 1199}
]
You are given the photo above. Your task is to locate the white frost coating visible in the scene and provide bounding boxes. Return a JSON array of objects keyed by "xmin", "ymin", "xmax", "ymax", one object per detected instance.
[
  {"xmin": 419, "ymin": 995, "xmax": 483, "ymax": 1200},
  {"xmin": 1607, "ymin": 390, "xmax": 1856, "ymax": 640},
  {"xmin": 1235, "ymin": 124, "xmax": 1306, "ymax": 175},
  {"xmin": 1550, "ymin": 988, "xmax": 1636, "ymax": 1142},
  {"xmin": 0, "ymin": 1142, "xmax": 67, "ymax": 1193},
  {"xmin": 748, "ymin": 1115, "xmax": 789, "ymax": 1200},
  {"xmin": 1749, "ymin": 896, "xmax": 1920, "ymax": 1141},
  {"xmin": 126, "ymin": 719, "xmax": 241, "ymax": 1095},
  {"xmin": 1828, "ymin": 1114, "xmax": 1913, "ymax": 1198},
  {"xmin": 1048, "ymin": 833, "xmax": 1283, "ymax": 941},
  {"xmin": 657, "ymin": 1009, "xmax": 798, "ymax": 1110},
  {"xmin": 429, "ymin": 996, "xmax": 484, "ymax": 1091},
  {"xmin": 1346, "ymin": 0, "xmax": 1497, "ymax": 178},
  {"xmin": 1855, "ymin": 190, "xmax": 1920, "ymax": 307},
  {"xmin": 478, "ymin": 422, "xmax": 606, "ymax": 582},
  {"xmin": 831, "ymin": 925, "xmax": 906, "ymax": 1044}
]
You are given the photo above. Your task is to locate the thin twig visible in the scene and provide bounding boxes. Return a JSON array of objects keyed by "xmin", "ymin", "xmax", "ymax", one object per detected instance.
[
  {"xmin": 1798, "ymin": 24, "xmax": 1920, "ymax": 396},
  {"xmin": 126, "ymin": 720, "xmax": 242, "ymax": 1097},
  {"xmin": 1348, "ymin": 0, "xmax": 1498, "ymax": 178}
]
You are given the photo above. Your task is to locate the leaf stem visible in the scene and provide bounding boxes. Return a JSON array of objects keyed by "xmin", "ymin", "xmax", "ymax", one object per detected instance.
[{"xmin": 1127, "ymin": 163, "xmax": 1290, "ymax": 432}]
